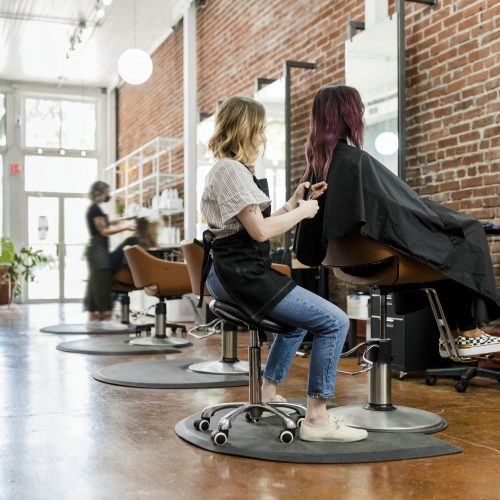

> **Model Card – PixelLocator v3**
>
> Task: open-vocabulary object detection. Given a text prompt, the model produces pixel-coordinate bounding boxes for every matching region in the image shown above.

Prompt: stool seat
[210,300,292,335]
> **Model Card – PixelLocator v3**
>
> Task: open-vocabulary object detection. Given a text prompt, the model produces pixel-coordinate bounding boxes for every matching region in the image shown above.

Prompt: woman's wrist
[283,201,294,212]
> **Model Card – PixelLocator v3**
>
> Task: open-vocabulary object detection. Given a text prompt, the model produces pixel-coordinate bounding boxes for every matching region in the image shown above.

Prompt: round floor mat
[175,409,462,464]
[92,358,249,388]
[56,335,182,355]
[40,323,133,334]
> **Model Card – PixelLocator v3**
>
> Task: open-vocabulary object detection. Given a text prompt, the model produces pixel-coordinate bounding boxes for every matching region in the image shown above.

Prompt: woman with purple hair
[296,84,500,356]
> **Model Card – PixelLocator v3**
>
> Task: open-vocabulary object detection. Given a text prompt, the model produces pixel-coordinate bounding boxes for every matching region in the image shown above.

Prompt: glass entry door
[27,194,88,301]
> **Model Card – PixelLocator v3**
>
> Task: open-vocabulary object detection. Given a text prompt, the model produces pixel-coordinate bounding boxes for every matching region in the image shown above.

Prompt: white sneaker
[99,320,128,331]
[300,415,368,442]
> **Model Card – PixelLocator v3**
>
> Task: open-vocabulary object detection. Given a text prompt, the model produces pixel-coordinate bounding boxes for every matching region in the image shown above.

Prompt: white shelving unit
[104,136,184,219]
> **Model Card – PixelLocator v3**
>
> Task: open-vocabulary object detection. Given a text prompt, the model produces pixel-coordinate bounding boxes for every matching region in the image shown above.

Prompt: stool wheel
[211,430,229,446]
[194,418,210,432]
[425,375,437,386]
[295,417,305,428]
[455,382,467,393]
[279,429,295,444]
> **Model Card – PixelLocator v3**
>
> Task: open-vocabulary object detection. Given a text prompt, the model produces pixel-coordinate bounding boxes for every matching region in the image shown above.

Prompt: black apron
[200,176,296,322]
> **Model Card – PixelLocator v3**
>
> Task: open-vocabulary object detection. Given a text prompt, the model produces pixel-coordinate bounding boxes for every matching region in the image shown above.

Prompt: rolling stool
[322,231,449,433]
[194,300,306,445]
[124,246,192,347]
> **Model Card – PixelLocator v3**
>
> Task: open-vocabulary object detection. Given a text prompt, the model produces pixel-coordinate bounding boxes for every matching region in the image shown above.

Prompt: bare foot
[261,379,278,402]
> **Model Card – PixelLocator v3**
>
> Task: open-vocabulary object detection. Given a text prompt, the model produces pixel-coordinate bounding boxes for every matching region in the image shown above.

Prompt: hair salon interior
[0,0,499,497]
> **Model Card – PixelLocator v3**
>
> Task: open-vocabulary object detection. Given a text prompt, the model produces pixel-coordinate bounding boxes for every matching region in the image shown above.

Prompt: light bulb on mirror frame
[374,131,398,156]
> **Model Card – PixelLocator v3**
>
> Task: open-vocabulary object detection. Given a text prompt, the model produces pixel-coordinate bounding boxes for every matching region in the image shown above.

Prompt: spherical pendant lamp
[118,48,153,85]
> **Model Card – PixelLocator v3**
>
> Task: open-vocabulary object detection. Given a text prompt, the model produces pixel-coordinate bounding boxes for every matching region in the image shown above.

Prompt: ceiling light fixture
[66,21,89,59]
[117,0,153,85]
[103,0,113,6]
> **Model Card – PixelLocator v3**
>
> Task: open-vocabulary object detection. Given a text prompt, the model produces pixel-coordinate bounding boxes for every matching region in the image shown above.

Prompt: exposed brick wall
[404,0,500,293]
[117,0,500,307]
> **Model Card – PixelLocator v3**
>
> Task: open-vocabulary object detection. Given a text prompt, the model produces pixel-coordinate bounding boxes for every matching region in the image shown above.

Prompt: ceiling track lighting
[95,0,112,20]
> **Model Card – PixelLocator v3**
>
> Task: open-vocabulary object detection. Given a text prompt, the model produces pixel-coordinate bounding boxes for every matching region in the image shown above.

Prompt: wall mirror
[195,114,215,238]
[254,78,286,214]
[345,14,401,178]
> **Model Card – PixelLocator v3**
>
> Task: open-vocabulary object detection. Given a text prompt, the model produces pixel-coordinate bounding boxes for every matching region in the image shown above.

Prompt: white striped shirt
[201,158,271,239]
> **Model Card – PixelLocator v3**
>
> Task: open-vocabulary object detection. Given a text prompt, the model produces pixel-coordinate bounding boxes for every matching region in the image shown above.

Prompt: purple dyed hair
[303,84,365,182]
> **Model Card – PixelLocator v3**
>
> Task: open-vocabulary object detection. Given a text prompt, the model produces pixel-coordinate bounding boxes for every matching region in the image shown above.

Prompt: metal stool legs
[328,291,447,433]
[195,328,306,445]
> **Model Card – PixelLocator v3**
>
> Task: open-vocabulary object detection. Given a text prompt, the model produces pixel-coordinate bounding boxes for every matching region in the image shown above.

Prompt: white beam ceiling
[0,0,181,88]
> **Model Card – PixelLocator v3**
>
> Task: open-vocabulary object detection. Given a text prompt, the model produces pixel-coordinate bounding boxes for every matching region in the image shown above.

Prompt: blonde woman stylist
[201,96,367,442]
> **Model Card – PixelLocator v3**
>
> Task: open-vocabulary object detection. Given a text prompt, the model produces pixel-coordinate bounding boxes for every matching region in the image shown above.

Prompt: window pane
[0,94,5,147]
[61,101,96,151]
[64,198,90,244]
[25,98,61,148]
[25,155,97,193]
[64,244,87,299]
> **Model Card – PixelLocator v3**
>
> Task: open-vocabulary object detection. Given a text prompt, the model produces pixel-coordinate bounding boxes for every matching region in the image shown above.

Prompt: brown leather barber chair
[323,231,451,433]
[124,245,192,347]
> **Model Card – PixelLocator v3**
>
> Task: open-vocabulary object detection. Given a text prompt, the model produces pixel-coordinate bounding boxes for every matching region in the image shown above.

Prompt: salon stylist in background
[85,181,135,329]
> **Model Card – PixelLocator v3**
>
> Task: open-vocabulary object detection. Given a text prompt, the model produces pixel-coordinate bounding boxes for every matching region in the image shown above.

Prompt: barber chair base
[93,358,249,389]
[188,359,249,375]
[56,335,182,355]
[40,323,133,335]
[128,336,192,348]
[327,405,447,434]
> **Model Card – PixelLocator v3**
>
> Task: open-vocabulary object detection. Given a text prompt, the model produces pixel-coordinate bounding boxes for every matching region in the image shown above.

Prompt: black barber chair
[323,231,450,433]
[194,300,307,445]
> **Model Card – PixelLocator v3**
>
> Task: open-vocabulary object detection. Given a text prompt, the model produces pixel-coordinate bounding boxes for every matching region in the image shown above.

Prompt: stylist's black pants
[85,252,112,313]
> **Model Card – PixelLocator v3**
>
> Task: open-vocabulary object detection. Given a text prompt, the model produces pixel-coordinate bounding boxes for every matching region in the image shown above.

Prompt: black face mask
[104,195,111,203]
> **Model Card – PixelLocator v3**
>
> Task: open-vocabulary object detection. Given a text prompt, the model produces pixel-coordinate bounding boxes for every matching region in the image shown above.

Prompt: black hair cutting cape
[294,140,500,324]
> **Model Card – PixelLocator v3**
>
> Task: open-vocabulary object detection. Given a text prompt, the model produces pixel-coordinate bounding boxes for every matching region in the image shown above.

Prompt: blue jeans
[206,266,349,399]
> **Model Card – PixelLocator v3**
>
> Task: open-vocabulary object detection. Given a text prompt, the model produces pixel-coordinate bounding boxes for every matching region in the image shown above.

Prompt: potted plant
[0,236,51,304]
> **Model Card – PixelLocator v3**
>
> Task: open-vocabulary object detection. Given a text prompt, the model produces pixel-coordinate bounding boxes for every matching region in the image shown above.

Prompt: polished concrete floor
[1,303,499,500]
